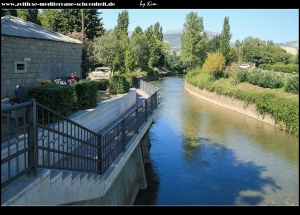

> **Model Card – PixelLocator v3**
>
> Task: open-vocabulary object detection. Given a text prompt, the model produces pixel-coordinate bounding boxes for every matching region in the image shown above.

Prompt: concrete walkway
[100,88,149,132]
[1,88,151,206]
[53,88,149,171]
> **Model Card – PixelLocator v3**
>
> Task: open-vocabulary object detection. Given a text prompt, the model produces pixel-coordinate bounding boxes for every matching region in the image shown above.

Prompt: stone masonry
[1,35,82,98]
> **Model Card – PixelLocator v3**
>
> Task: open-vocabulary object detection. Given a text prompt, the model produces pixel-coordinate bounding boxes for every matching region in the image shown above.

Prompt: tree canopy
[181,12,204,69]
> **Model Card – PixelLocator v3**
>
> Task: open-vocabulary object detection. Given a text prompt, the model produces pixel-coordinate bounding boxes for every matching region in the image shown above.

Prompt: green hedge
[92,79,109,90]
[108,74,130,94]
[259,63,299,73]
[73,81,98,110]
[28,84,74,117]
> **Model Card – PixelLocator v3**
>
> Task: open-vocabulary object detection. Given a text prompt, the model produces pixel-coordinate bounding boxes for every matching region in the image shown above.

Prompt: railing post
[122,118,126,151]
[98,134,102,174]
[145,99,148,121]
[151,95,153,113]
[28,99,37,177]
[135,106,139,133]
[153,92,157,109]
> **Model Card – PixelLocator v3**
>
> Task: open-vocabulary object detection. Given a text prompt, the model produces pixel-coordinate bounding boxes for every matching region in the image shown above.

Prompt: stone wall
[1,35,82,98]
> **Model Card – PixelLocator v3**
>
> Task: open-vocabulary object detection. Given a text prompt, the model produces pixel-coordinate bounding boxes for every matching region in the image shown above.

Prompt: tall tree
[41,9,104,40]
[145,25,164,67]
[84,10,105,39]
[17,9,41,25]
[38,9,60,31]
[181,12,204,70]
[56,9,83,36]
[116,10,129,35]
[130,29,149,68]
[131,26,143,38]
[124,46,138,73]
[93,30,119,70]
[1,9,17,17]
[220,16,232,65]
[93,28,131,73]
[153,22,163,41]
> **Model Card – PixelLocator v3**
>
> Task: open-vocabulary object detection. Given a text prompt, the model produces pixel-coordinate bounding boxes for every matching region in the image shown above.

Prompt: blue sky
[98,9,299,44]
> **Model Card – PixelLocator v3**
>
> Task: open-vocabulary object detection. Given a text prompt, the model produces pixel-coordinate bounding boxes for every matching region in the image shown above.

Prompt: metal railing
[1,78,160,189]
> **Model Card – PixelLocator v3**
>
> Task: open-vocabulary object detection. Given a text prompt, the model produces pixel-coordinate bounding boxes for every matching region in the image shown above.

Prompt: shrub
[108,74,130,94]
[236,69,248,82]
[73,81,98,110]
[284,74,299,94]
[28,84,74,116]
[93,79,109,90]
[203,52,226,78]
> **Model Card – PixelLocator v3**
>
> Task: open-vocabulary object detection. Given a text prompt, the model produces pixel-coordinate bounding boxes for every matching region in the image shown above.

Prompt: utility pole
[81,9,84,37]
[239,45,243,64]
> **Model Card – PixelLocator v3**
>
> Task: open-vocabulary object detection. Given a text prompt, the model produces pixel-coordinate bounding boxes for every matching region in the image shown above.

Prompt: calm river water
[133,76,299,206]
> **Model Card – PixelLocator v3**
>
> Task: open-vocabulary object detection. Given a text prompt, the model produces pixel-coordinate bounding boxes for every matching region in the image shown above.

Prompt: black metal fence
[1,78,160,189]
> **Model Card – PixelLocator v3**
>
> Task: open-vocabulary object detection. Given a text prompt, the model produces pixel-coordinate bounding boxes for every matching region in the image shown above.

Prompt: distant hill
[279,46,298,55]
[162,29,299,56]
[164,29,233,55]
[274,41,299,50]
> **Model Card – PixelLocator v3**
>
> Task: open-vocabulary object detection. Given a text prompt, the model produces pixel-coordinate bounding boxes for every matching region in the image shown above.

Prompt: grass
[235,82,298,99]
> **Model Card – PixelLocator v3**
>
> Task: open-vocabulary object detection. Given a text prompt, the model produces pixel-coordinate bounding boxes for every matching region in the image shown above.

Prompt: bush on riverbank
[185,67,299,136]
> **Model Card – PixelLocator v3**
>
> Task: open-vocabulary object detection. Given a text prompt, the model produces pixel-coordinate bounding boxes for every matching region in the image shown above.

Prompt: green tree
[220,17,232,65]
[124,46,138,73]
[55,9,82,35]
[130,30,149,68]
[205,35,220,53]
[240,36,293,66]
[1,9,17,17]
[43,9,104,40]
[201,35,220,66]
[131,26,143,37]
[84,10,105,40]
[17,9,41,25]
[116,10,129,35]
[181,12,204,70]
[145,26,159,67]
[166,51,184,72]
[154,22,163,41]
[93,30,117,69]
[93,28,130,73]
[38,9,60,31]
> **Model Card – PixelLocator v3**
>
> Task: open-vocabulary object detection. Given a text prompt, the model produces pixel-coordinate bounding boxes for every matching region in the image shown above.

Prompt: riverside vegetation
[185,65,299,137]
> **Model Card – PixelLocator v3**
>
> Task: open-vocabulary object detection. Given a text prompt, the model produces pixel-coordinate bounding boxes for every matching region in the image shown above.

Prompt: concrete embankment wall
[184,81,278,127]
[69,88,136,133]
[64,114,155,206]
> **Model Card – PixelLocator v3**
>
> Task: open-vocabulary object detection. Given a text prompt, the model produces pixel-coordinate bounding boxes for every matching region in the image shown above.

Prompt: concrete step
[2,168,104,205]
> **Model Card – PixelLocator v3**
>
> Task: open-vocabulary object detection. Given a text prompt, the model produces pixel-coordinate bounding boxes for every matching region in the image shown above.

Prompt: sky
[98,9,299,44]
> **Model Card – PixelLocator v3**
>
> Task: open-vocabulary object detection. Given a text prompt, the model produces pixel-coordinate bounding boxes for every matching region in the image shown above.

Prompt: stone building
[1,15,83,99]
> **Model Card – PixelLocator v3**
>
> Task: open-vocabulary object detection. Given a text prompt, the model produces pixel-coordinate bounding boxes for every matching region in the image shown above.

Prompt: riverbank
[184,81,278,127]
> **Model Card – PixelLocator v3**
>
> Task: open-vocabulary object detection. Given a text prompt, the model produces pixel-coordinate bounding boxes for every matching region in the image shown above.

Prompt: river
[133,76,299,206]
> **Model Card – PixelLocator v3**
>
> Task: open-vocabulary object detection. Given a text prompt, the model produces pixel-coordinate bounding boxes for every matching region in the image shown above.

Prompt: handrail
[1,78,160,189]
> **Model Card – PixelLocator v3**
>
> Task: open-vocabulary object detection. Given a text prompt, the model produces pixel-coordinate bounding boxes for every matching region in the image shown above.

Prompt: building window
[14,61,27,73]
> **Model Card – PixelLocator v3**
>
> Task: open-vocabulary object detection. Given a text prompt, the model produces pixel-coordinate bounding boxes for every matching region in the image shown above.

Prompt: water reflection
[133,76,298,206]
